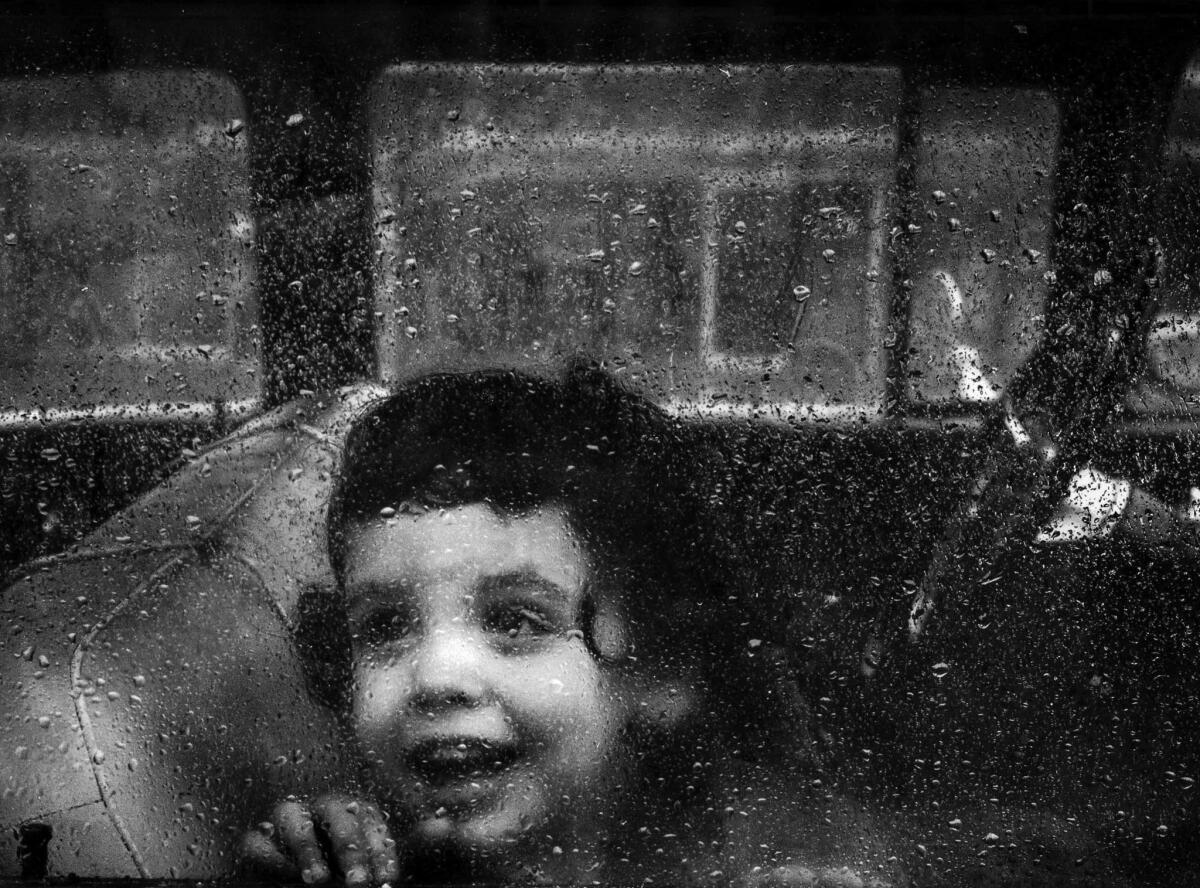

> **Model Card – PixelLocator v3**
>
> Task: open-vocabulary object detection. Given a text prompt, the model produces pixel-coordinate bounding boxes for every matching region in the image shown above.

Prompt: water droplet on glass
[628,261,644,276]
[733,220,747,234]
[931,662,951,680]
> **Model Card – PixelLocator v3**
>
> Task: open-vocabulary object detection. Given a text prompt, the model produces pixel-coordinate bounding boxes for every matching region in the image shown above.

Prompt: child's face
[340,503,626,857]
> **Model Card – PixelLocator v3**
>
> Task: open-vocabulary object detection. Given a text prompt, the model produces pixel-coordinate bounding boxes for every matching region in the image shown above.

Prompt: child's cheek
[352,660,411,741]
[503,646,618,741]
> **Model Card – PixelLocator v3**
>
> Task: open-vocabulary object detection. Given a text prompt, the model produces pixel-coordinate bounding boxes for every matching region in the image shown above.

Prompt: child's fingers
[274,800,332,885]
[360,808,400,885]
[237,827,297,878]
[814,867,867,888]
[313,797,372,887]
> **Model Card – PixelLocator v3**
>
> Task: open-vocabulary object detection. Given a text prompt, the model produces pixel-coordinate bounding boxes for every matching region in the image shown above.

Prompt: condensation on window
[0,71,259,427]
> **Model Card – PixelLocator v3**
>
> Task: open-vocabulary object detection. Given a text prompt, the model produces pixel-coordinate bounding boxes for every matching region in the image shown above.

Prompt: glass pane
[0,12,1198,888]
[371,64,899,422]
[906,87,1059,408]
[1140,51,1200,414]
[0,71,259,424]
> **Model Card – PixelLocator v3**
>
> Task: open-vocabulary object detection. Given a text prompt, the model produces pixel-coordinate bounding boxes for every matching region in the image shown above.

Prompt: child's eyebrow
[474,569,573,604]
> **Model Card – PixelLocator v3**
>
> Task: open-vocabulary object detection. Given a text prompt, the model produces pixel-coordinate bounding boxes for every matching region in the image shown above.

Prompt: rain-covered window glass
[1145,51,1200,416]
[5,7,1200,888]
[0,72,258,424]
[371,65,899,421]
[906,88,1058,408]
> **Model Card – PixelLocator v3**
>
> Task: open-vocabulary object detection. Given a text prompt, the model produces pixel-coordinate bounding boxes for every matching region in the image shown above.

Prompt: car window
[0,70,259,423]
[2,7,1200,888]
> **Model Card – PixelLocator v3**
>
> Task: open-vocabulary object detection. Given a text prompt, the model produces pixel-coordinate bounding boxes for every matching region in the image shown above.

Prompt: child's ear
[591,604,629,661]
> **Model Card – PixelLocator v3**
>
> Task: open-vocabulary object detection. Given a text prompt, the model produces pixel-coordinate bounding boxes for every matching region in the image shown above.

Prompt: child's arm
[237,795,400,886]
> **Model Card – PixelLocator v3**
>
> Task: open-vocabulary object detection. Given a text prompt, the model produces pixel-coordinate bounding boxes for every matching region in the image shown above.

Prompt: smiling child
[238,366,904,887]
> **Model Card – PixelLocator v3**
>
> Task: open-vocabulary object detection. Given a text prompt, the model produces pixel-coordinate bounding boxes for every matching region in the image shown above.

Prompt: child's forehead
[342,502,593,594]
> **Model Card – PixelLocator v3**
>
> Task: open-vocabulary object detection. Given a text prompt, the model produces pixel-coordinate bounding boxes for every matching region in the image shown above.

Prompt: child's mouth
[405,737,522,786]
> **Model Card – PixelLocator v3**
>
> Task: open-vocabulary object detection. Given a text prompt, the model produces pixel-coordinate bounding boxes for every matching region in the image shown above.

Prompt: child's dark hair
[295,364,725,716]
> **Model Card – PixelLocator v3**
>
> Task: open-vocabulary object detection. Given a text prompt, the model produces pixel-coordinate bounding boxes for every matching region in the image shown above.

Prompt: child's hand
[237,795,400,886]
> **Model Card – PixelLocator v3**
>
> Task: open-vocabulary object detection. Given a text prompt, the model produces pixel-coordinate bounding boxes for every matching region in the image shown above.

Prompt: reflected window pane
[906,87,1059,408]
[0,71,259,424]
[1141,52,1200,413]
[371,64,899,423]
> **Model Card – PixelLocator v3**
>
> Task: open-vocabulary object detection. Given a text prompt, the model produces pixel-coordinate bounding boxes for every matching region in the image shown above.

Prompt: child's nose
[408,627,488,713]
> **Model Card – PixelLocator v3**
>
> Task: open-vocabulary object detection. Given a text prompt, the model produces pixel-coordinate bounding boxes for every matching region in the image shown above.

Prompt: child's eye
[483,603,557,639]
[353,608,415,647]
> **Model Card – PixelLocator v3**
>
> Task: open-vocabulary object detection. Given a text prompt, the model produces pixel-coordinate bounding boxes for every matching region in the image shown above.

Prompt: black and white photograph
[4,2,1200,885]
